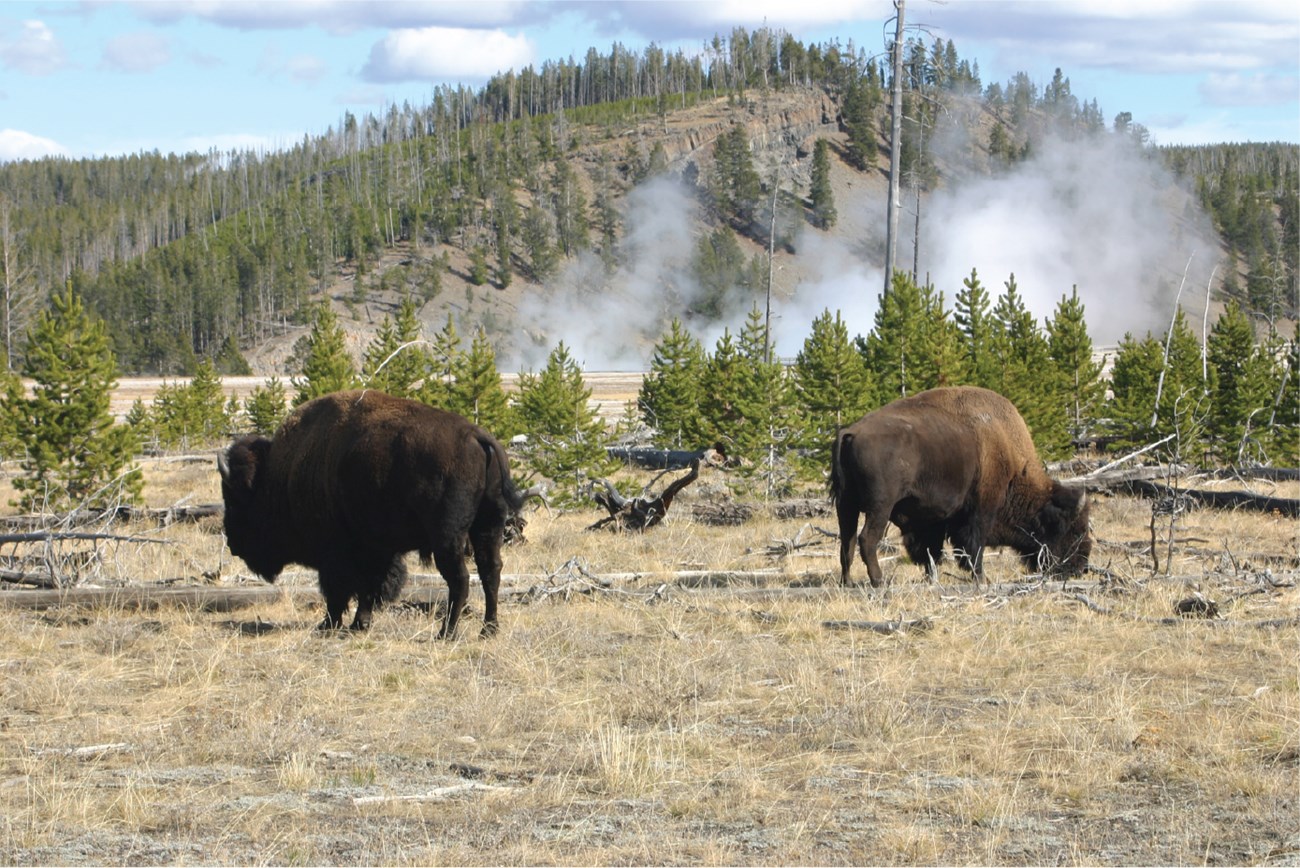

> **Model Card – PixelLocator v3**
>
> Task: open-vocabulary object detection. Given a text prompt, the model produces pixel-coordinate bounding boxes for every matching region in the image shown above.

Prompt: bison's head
[217,435,284,581]
[1034,482,1092,575]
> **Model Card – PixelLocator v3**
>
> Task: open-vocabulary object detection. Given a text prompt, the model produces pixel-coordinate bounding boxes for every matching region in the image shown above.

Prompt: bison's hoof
[349,619,372,632]
[316,617,343,632]
[479,621,499,638]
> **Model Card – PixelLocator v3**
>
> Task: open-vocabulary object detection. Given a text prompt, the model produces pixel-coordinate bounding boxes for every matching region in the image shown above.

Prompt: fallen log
[0,503,223,531]
[607,446,712,470]
[1107,478,1299,517]
[588,460,700,531]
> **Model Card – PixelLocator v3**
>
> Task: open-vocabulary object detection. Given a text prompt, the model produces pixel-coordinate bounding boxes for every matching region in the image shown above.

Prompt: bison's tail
[829,431,852,505]
[479,434,526,514]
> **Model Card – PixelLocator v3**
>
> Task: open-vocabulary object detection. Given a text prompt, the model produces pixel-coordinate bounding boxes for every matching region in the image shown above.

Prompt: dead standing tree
[587,460,700,532]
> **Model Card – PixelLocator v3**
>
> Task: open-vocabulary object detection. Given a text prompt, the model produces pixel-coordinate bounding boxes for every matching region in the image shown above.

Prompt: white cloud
[930,1,1299,77]
[255,45,328,84]
[0,19,67,75]
[134,1,541,35]
[1200,71,1300,108]
[100,31,171,73]
[361,27,533,82]
[0,128,69,161]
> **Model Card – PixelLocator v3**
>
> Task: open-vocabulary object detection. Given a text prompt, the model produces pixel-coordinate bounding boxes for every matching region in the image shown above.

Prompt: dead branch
[750,523,831,559]
[0,530,171,546]
[352,781,513,806]
[822,617,934,635]
[1065,592,1300,629]
[587,459,700,531]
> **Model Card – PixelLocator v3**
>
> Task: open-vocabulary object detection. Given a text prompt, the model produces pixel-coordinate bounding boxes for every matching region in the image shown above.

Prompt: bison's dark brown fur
[218,390,525,638]
[830,386,1090,586]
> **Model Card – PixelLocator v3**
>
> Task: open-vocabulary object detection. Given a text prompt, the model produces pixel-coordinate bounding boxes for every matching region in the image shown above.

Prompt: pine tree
[515,341,613,492]
[0,368,24,459]
[151,358,228,449]
[862,274,965,405]
[699,329,741,449]
[362,298,429,400]
[469,245,490,286]
[638,318,707,448]
[989,274,1070,457]
[522,203,557,280]
[792,309,871,465]
[1046,286,1104,442]
[243,377,288,435]
[809,138,837,229]
[691,227,748,319]
[453,326,516,438]
[841,72,878,170]
[731,305,792,467]
[953,268,998,387]
[1108,331,1165,446]
[1273,324,1299,464]
[6,286,142,511]
[552,157,590,257]
[712,123,762,227]
[420,313,463,409]
[292,303,358,406]
[1109,310,1208,452]
[1206,301,1273,463]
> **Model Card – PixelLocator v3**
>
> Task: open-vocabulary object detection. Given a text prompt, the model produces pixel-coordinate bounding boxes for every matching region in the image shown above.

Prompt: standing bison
[830,386,1090,586]
[217,390,526,638]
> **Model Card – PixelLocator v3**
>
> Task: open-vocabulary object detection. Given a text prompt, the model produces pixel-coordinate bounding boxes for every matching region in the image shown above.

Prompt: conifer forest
[0,26,1297,504]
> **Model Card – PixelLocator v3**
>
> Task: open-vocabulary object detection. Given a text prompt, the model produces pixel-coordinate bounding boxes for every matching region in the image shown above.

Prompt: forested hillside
[0,26,1296,377]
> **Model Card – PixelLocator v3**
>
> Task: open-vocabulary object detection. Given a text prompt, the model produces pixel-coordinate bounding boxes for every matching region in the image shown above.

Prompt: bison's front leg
[317,576,351,631]
[350,556,408,631]
[901,524,945,582]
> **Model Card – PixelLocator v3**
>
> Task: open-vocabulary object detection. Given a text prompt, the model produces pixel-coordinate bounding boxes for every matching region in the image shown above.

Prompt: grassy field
[0,456,1296,865]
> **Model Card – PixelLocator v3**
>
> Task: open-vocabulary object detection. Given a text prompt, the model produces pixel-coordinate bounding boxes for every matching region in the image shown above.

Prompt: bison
[217,390,526,638]
[830,386,1090,586]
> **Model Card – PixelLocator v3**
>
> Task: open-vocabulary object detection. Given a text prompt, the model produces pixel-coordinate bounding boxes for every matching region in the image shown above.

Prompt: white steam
[917,132,1219,345]
[508,129,1218,372]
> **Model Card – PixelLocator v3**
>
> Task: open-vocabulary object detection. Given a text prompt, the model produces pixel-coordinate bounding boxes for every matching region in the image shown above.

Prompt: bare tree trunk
[884,0,906,293]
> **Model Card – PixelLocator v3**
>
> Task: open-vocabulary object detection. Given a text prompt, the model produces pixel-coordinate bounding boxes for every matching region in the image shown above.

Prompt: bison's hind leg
[469,528,505,637]
[835,498,862,585]
[431,542,472,640]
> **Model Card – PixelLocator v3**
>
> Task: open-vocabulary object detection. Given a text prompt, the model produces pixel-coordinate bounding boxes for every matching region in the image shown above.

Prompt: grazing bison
[830,386,1090,586]
[217,390,526,638]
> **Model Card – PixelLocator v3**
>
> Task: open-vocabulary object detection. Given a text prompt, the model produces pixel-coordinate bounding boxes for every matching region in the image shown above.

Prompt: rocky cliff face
[655,89,841,189]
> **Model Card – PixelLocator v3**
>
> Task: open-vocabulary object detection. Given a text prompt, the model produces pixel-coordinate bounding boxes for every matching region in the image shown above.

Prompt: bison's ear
[219,437,271,496]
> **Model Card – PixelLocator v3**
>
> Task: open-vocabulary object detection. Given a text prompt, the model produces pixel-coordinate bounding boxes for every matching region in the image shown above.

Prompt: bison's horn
[216,448,231,482]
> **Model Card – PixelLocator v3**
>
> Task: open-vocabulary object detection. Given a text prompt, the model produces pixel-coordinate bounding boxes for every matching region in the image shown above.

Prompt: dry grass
[0,457,1297,865]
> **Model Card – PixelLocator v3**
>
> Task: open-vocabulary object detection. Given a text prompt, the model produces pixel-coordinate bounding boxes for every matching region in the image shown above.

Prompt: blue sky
[1,0,1297,162]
